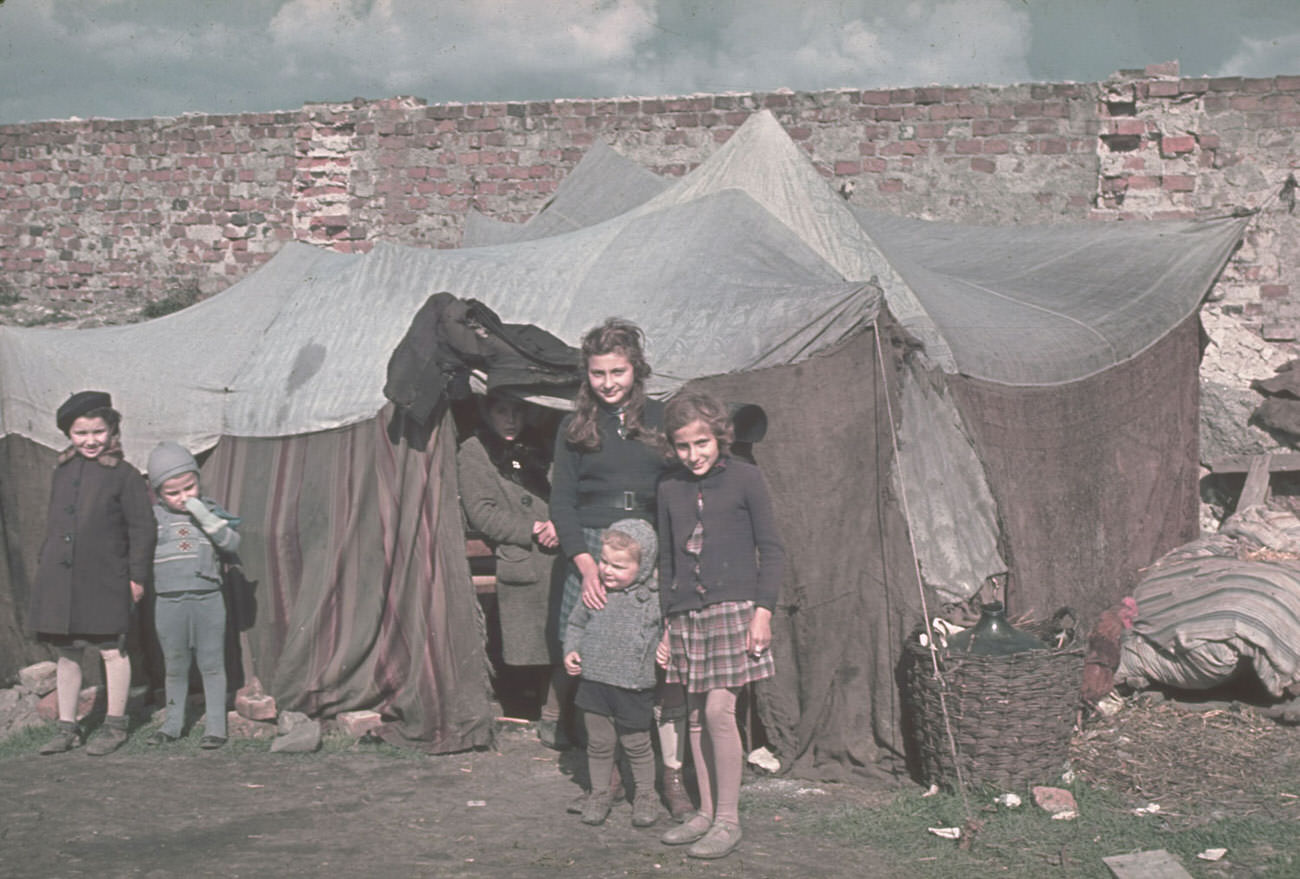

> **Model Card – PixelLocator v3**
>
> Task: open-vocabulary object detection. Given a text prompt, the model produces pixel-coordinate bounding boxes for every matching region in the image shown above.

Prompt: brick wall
[1,62,1296,341]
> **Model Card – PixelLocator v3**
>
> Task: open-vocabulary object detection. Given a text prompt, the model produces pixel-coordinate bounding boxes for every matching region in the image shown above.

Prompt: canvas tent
[1,111,1245,777]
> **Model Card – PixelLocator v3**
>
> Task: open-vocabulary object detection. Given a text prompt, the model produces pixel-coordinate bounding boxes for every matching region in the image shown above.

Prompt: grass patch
[0,286,19,306]
[0,723,58,759]
[140,287,201,319]
[795,783,1298,878]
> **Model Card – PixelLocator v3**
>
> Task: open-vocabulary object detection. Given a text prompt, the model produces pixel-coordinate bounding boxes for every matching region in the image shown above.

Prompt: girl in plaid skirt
[655,390,786,859]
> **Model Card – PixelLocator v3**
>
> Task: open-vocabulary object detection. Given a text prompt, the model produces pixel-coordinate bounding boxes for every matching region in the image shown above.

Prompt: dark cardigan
[657,456,785,617]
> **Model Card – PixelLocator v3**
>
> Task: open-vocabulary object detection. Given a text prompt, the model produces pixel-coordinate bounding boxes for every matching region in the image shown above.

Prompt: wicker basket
[905,628,1084,792]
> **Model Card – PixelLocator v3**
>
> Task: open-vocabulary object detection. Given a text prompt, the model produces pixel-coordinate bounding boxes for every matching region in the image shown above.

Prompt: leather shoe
[687,820,742,859]
[660,812,710,845]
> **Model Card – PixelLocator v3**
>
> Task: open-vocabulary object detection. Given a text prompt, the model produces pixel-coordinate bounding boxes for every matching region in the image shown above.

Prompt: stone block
[226,710,277,740]
[1031,785,1078,819]
[1,691,44,737]
[18,661,58,696]
[270,717,322,753]
[235,691,278,721]
[336,710,383,738]
[36,685,100,721]
[277,710,312,735]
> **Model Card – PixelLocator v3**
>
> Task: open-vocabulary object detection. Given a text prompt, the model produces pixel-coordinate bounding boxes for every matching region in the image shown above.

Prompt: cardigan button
[520,495,532,507]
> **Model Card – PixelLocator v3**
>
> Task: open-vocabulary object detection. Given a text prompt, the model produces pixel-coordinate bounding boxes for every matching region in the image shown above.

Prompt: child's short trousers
[576,679,655,731]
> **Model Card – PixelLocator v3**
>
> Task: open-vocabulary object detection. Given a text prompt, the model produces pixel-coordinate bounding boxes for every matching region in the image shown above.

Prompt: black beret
[56,390,113,434]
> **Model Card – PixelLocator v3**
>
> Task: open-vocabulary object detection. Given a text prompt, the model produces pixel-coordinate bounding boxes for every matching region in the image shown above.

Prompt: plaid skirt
[665,600,775,693]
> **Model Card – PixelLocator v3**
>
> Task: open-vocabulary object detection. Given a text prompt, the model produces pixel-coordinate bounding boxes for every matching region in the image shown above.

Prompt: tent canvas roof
[0,110,1247,770]
[1,111,1244,462]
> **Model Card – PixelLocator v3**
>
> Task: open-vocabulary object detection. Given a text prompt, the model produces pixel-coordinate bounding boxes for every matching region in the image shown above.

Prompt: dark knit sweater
[657,456,785,616]
[550,399,668,560]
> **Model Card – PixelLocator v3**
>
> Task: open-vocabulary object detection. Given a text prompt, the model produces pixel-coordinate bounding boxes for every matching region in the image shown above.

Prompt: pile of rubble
[0,661,384,752]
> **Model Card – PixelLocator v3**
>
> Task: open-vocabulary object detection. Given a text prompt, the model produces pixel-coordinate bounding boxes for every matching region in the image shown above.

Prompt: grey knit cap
[147,441,199,490]
[604,518,658,587]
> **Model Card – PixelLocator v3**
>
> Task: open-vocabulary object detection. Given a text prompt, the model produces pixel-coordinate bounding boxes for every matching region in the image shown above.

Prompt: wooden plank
[1102,849,1194,879]
[1238,453,1273,510]
[1206,452,1300,475]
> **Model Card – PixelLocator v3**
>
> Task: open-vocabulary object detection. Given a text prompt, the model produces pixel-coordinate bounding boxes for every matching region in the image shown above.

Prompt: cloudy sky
[1,0,1297,125]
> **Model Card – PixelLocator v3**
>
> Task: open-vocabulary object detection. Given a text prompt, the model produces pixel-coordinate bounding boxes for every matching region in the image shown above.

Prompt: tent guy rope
[873,321,974,822]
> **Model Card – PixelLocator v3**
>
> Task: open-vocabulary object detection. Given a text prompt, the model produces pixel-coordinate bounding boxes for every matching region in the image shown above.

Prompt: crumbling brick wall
[0,62,1295,344]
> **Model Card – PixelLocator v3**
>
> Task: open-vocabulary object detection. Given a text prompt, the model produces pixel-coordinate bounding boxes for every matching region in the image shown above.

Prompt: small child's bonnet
[606,517,659,592]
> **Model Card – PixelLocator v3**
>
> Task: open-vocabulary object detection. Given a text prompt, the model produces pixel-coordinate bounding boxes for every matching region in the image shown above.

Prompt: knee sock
[553,669,579,732]
[100,648,131,718]
[584,713,618,796]
[539,666,562,724]
[621,729,655,801]
[55,652,84,723]
[654,705,685,771]
[704,688,742,826]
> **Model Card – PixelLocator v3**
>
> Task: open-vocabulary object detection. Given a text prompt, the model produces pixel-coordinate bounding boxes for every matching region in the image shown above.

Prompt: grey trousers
[154,590,227,737]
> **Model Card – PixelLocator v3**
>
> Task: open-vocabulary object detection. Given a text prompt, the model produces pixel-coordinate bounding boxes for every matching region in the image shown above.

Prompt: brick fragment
[336,710,383,737]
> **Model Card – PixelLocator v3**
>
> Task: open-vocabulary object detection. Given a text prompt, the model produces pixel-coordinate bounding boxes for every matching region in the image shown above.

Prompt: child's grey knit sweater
[153,499,240,594]
[563,518,662,690]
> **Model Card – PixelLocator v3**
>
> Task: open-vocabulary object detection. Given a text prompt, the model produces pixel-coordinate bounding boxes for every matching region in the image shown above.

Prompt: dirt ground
[2,692,1297,879]
[0,719,901,879]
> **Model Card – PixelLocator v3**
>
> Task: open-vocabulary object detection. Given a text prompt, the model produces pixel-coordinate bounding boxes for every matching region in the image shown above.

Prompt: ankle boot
[581,790,613,825]
[661,767,694,821]
[85,715,129,756]
[39,720,82,755]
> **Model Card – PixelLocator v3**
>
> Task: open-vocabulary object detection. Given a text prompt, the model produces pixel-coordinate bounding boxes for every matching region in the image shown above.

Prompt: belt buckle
[622,491,635,511]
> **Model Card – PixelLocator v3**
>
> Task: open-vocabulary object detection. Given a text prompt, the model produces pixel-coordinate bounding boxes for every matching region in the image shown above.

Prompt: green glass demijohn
[947,601,1046,656]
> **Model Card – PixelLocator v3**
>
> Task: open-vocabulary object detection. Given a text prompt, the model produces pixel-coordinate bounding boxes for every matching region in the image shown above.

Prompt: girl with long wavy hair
[550,318,691,823]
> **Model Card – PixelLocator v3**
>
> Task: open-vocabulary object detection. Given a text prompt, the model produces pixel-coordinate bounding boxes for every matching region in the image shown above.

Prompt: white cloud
[265,0,660,96]
[0,0,1293,124]
[626,0,1033,96]
[1215,31,1300,78]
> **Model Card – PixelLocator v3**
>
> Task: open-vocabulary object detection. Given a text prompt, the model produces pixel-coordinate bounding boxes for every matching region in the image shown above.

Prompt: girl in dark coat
[29,391,156,755]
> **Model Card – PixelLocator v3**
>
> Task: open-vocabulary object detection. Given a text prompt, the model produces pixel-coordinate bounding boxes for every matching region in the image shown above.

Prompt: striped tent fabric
[1127,555,1300,697]
[202,405,495,752]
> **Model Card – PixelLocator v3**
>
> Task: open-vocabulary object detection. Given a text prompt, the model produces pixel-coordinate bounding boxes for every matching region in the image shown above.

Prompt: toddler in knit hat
[146,441,241,749]
[563,518,663,828]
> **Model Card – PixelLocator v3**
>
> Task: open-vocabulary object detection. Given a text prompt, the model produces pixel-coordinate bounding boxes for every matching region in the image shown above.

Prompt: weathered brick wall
[1,63,1296,340]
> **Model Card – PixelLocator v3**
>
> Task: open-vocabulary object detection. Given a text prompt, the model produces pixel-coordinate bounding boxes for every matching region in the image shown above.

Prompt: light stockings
[654,705,686,771]
[54,653,83,722]
[101,648,131,716]
[55,646,131,722]
[687,687,742,826]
